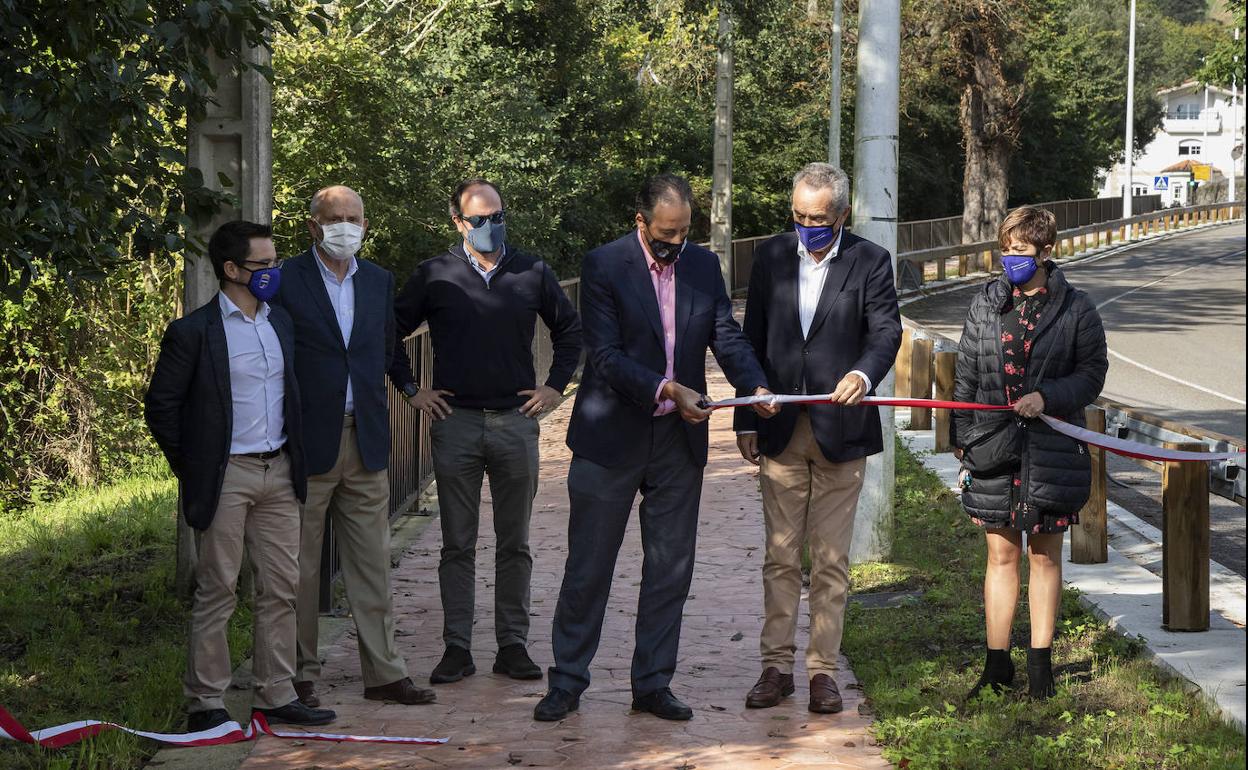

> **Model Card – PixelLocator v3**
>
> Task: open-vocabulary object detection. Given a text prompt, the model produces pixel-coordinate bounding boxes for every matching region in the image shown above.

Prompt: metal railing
[895,200,1244,291]
[724,194,1164,294]
[319,277,582,611]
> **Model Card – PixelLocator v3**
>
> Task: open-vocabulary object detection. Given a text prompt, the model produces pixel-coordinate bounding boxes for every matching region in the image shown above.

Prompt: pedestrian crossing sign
[1153,176,1169,191]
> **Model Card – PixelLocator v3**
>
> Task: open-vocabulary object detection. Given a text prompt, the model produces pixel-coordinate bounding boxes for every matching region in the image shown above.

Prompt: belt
[235,447,284,460]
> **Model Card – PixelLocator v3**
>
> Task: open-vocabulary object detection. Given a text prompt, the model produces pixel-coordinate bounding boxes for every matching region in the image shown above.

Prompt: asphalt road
[902,223,1247,576]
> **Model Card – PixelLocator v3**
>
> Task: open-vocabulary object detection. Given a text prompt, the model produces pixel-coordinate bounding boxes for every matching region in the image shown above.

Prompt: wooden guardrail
[895,320,1239,631]
[896,201,1244,290]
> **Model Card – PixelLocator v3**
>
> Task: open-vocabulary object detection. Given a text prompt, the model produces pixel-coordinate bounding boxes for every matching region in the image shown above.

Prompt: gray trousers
[431,407,540,649]
[549,414,704,698]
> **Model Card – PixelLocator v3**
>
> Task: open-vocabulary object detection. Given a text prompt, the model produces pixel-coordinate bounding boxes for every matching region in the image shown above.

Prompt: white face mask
[317,221,364,261]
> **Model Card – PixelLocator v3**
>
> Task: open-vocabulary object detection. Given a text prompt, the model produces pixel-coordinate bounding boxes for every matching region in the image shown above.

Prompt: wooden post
[909,337,934,430]
[1161,441,1210,631]
[982,248,993,273]
[1070,407,1107,564]
[933,351,956,452]
[958,253,968,276]
[894,327,912,402]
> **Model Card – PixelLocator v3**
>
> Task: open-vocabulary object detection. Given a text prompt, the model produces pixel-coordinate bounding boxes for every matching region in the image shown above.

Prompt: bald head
[307,185,368,254]
[310,185,364,220]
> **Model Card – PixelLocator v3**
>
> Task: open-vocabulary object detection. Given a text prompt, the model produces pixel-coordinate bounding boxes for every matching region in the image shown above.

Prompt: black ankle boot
[968,647,1015,700]
[1027,647,1056,699]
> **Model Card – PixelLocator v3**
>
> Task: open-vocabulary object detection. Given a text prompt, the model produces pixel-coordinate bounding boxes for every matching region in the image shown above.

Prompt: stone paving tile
[238,360,888,769]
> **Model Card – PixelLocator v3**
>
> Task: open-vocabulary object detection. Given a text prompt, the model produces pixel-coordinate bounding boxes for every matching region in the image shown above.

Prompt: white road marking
[1106,348,1246,406]
[1095,248,1244,310]
[1096,247,1245,405]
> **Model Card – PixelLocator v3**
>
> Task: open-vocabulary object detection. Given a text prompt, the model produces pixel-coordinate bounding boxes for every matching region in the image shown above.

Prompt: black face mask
[642,222,686,263]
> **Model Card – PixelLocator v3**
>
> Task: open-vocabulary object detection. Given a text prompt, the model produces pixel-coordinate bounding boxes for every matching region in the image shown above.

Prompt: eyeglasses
[241,258,281,270]
[459,210,505,228]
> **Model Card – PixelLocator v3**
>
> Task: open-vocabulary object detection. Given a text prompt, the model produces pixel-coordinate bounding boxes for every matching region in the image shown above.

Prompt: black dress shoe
[364,677,437,705]
[430,645,476,684]
[186,709,231,732]
[631,688,693,721]
[494,644,543,680]
[533,687,580,721]
[256,700,337,726]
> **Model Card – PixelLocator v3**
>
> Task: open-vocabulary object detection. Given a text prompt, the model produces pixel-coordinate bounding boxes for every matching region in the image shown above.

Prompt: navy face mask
[1001,255,1040,285]
[465,220,505,254]
[245,266,282,302]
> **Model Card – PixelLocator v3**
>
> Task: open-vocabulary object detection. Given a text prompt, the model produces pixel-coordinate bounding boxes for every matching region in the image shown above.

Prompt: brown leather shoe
[294,681,320,708]
[364,677,437,705]
[745,667,795,708]
[808,674,843,713]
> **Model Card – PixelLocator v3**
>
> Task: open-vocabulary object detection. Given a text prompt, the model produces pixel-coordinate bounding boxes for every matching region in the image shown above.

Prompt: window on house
[1175,103,1202,119]
[1178,140,1203,157]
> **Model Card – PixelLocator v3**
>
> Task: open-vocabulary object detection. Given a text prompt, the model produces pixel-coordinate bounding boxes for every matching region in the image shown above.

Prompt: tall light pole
[828,0,844,167]
[1123,0,1137,217]
[850,0,900,563]
[710,1,734,291]
[1230,27,1240,204]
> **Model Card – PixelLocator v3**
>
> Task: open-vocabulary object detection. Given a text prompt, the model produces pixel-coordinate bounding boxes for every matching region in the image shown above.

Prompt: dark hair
[208,220,273,280]
[636,173,694,222]
[449,177,505,218]
[998,206,1057,252]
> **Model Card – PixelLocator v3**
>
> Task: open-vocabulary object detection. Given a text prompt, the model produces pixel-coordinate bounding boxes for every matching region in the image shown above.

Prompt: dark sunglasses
[460,210,505,228]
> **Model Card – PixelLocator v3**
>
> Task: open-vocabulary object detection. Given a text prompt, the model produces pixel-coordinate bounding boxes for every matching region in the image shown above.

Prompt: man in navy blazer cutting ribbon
[534,174,777,722]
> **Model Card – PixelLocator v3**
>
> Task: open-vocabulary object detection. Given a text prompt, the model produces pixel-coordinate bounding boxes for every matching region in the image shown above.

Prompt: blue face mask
[465,220,505,255]
[1001,255,1040,285]
[794,221,840,253]
[246,266,282,302]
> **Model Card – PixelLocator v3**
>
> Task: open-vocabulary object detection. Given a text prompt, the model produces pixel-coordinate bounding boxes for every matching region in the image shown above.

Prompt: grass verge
[841,438,1245,770]
[0,458,252,770]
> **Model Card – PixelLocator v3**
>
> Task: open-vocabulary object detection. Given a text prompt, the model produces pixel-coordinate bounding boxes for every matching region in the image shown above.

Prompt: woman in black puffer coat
[952,206,1107,700]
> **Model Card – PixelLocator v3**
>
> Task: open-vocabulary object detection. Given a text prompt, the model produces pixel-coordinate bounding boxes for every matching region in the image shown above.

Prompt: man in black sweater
[392,178,582,685]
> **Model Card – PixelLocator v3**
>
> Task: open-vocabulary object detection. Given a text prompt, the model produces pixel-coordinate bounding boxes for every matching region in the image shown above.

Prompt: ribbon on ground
[707,394,1245,463]
[0,705,447,750]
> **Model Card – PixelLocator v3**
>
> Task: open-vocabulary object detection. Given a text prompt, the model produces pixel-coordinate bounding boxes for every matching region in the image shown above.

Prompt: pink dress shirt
[639,229,678,416]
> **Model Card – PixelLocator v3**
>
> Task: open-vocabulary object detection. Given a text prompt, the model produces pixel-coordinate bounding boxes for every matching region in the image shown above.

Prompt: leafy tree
[0,0,323,292]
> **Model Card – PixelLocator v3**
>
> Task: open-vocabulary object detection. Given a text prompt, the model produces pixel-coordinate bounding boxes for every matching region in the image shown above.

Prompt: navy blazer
[274,249,408,475]
[566,232,767,468]
[144,296,306,531]
[733,230,902,462]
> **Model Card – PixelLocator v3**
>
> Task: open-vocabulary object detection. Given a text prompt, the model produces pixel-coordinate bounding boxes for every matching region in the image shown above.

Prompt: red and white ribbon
[708,394,1245,463]
[0,705,446,750]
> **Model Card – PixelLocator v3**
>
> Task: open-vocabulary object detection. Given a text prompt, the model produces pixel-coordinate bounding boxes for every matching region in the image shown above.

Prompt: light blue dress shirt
[313,245,360,414]
[218,292,286,454]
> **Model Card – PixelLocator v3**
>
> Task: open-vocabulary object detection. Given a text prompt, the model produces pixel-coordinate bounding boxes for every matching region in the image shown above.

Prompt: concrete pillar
[849,0,900,563]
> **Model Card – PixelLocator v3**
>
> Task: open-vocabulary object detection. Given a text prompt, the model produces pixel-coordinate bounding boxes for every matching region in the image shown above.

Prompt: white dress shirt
[314,246,359,414]
[219,292,286,454]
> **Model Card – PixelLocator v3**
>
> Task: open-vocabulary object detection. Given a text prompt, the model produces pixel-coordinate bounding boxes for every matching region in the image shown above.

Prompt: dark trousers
[431,407,540,650]
[548,414,703,698]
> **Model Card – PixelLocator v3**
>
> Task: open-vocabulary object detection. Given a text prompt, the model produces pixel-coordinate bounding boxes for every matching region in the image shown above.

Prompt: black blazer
[733,230,902,462]
[144,297,306,531]
[566,232,767,468]
[274,249,408,475]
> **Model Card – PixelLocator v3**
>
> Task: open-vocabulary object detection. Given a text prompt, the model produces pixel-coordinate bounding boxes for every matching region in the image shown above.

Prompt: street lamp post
[1123,0,1137,218]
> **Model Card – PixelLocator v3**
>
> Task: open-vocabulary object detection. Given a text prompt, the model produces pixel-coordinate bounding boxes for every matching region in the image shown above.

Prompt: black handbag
[959,412,1025,477]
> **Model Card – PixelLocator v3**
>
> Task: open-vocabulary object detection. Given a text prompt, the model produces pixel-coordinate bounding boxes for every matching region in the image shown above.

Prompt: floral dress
[997,284,1075,534]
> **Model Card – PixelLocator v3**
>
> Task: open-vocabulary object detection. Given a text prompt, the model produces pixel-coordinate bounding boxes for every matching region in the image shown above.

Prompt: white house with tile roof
[1099,80,1245,206]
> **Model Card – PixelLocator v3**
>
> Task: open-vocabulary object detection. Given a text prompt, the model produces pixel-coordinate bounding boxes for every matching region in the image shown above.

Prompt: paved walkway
[238,364,888,769]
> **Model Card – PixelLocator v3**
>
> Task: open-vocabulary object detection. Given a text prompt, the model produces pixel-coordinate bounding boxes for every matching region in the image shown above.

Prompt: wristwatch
[401,382,419,399]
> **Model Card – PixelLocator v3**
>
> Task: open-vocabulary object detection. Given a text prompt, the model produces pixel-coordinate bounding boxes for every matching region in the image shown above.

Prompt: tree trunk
[954,4,1023,244]
[960,85,1012,243]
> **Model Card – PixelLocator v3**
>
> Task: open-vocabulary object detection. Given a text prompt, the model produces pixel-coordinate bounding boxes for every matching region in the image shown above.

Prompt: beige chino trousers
[295,415,407,688]
[185,452,300,713]
[758,412,866,679]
